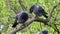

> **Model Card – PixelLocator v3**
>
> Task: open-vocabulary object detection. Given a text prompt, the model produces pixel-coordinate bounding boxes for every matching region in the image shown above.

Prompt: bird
[12,11,28,28]
[42,30,48,34]
[37,30,48,34]
[29,5,48,18]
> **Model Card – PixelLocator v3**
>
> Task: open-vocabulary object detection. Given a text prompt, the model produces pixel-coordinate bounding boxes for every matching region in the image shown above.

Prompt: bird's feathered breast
[16,12,28,23]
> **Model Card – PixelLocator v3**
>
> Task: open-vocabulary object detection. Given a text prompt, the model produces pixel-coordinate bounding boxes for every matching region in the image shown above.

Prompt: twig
[6,0,18,14]
[9,17,35,34]
[53,10,60,34]
[54,24,59,34]
[9,1,60,34]
[48,2,60,20]
[19,0,27,11]
[10,6,18,14]
[48,6,60,34]
[9,17,47,34]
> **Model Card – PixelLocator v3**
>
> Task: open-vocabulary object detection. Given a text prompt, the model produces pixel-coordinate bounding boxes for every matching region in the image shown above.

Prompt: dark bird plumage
[38,30,48,34]
[42,30,48,34]
[30,5,48,18]
[12,12,28,28]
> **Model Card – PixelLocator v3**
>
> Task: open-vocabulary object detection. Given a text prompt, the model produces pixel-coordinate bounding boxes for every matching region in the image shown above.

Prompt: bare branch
[9,17,35,34]
[47,6,60,34]
[19,0,27,11]
[48,2,60,20]
[5,0,18,14]
[53,10,60,34]
[9,17,47,34]
[10,6,18,14]
[9,1,60,34]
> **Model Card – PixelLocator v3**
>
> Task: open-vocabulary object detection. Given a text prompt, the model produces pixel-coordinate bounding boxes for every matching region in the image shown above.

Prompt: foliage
[0,0,60,34]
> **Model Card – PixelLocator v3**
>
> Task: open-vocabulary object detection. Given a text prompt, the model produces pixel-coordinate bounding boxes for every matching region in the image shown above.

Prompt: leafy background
[0,0,60,34]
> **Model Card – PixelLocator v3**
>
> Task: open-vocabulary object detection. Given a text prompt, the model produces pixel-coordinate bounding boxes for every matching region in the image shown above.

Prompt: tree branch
[19,0,27,11]
[47,3,60,34]
[10,6,18,14]
[9,17,36,34]
[48,2,60,20]
[53,10,60,34]
[9,17,47,34]
[9,2,60,34]
[6,0,18,14]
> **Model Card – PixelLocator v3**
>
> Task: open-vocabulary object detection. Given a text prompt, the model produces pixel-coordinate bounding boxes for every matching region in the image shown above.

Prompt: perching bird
[29,5,48,18]
[12,12,28,28]
[37,30,48,34]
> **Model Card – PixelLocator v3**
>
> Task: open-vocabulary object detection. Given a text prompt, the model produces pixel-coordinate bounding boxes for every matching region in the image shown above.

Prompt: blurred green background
[0,0,60,34]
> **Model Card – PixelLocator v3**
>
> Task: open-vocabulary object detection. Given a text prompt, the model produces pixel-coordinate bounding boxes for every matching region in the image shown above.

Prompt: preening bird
[12,12,28,28]
[29,5,48,18]
[37,30,48,34]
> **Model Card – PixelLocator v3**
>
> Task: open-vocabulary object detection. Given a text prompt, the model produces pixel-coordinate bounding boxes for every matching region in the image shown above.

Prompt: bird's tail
[43,15,48,18]
[12,21,18,28]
